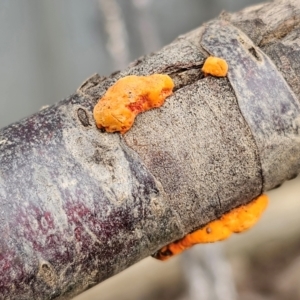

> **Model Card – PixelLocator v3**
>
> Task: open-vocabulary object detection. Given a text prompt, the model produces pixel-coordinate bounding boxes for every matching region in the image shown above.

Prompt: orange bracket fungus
[93,74,174,134]
[202,56,228,77]
[155,194,268,261]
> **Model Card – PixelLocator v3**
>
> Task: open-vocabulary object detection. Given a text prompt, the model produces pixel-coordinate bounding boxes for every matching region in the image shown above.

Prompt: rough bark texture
[0,0,300,299]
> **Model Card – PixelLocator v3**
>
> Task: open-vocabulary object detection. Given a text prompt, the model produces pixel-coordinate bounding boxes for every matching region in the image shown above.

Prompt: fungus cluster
[155,194,268,261]
[93,74,174,134]
[202,56,228,77]
[93,56,227,134]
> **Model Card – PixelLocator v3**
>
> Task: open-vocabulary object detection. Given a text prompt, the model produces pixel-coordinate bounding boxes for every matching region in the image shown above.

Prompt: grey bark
[0,0,300,299]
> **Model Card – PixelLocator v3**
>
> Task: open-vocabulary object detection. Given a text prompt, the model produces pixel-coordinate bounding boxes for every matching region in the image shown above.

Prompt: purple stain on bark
[0,94,172,299]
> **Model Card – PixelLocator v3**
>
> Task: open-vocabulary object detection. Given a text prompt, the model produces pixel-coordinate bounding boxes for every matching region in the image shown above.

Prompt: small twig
[98,0,129,69]
[131,0,162,53]
[181,244,237,300]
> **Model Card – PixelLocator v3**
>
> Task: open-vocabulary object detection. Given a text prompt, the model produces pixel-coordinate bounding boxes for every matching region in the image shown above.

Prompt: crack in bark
[168,65,205,92]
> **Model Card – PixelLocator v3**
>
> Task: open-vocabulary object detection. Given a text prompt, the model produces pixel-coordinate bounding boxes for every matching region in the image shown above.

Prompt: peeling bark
[0,0,300,299]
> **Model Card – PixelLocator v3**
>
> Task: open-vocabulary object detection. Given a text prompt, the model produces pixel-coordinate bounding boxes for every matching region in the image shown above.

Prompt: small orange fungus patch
[93,74,174,134]
[156,194,268,261]
[202,56,228,77]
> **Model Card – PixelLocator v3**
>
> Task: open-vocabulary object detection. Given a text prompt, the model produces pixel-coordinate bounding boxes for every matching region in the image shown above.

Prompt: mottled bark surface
[0,0,300,299]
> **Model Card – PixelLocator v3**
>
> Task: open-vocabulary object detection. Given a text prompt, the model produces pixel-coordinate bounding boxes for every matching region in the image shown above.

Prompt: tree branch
[0,0,299,299]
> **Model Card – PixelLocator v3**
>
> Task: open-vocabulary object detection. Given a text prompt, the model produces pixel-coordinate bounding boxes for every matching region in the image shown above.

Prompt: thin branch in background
[131,0,162,53]
[98,0,129,69]
[181,244,238,300]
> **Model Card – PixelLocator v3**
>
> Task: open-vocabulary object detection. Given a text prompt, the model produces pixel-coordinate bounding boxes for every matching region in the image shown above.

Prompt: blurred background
[0,0,264,129]
[1,1,300,299]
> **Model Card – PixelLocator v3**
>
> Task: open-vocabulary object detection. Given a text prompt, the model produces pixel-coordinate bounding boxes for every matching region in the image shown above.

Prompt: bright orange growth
[93,74,174,134]
[155,194,268,261]
[202,56,228,77]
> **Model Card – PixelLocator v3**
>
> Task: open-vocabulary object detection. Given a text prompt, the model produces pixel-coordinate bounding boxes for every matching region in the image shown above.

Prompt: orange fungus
[93,74,174,134]
[155,194,268,261]
[202,56,228,77]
